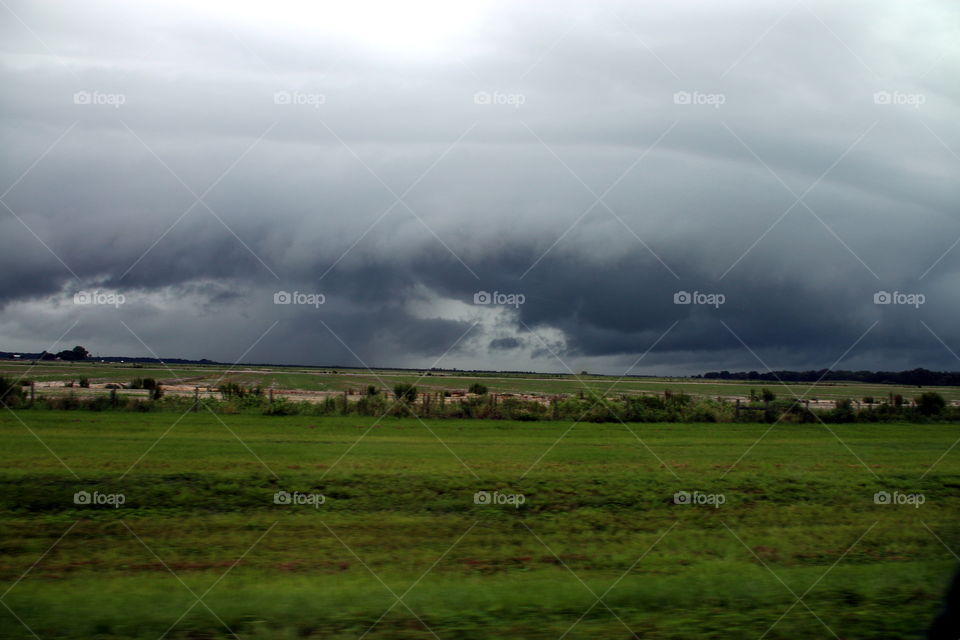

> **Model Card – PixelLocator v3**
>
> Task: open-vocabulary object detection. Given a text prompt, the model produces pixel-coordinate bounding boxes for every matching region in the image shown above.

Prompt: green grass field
[1,411,958,638]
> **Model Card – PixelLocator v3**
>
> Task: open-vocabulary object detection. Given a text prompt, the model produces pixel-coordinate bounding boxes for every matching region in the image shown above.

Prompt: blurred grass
[0,412,957,638]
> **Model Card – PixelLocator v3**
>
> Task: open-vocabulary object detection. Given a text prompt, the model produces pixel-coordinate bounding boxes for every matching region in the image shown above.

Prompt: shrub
[86,396,113,411]
[687,406,719,422]
[357,394,388,415]
[828,398,856,422]
[127,399,154,412]
[0,376,25,407]
[264,398,297,416]
[393,383,417,403]
[468,383,488,395]
[916,391,946,416]
[220,382,263,399]
[78,377,90,388]
[129,377,159,390]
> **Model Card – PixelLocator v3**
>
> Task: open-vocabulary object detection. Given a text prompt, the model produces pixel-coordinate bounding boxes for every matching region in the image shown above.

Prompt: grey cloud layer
[0,0,957,373]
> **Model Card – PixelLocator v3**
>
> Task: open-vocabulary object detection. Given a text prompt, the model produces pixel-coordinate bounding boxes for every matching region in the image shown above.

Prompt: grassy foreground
[0,412,958,639]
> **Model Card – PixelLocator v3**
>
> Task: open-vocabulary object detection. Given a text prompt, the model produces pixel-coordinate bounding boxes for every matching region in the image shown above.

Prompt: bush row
[1,376,957,423]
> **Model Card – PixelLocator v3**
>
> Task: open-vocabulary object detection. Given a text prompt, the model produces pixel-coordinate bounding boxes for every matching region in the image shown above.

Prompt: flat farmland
[3,361,959,404]
[0,411,957,639]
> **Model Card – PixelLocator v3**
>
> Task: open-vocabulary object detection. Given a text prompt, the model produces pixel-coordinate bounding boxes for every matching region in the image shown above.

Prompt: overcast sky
[0,0,958,375]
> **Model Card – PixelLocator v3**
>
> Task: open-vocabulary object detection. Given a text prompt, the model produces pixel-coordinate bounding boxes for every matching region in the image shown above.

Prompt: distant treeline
[0,350,216,365]
[4,348,960,386]
[697,367,960,386]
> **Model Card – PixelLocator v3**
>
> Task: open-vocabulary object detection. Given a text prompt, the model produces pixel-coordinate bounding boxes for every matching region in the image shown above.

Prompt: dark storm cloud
[489,337,520,351]
[0,0,958,374]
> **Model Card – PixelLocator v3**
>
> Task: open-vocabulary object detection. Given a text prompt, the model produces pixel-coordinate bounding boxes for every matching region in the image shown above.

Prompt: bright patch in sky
[198,0,491,58]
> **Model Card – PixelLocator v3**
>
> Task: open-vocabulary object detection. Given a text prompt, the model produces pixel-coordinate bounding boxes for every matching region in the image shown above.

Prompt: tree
[916,391,946,416]
[833,398,855,422]
[393,383,417,403]
[55,346,89,361]
[0,376,24,407]
[761,388,776,403]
